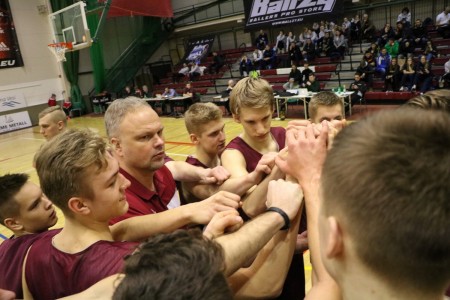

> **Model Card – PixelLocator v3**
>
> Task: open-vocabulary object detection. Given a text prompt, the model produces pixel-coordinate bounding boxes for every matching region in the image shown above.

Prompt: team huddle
[0,77,449,300]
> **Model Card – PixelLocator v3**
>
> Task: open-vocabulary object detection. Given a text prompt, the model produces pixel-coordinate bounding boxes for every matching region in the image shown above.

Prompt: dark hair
[0,173,29,225]
[404,90,450,113]
[113,229,232,300]
[322,109,450,291]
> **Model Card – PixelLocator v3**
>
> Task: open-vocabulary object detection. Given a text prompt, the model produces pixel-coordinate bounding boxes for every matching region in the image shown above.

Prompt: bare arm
[276,123,341,300]
[221,149,283,218]
[58,275,123,300]
[110,191,240,242]
[216,180,302,276]
[229,206,302,299]
[165,160,229,184]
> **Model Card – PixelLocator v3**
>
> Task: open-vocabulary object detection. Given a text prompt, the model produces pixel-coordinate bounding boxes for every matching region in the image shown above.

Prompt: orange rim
[48,42,73,50]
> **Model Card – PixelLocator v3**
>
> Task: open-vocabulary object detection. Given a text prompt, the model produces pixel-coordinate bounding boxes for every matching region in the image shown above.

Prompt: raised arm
[276,123,341,300]
[216,179,302,276]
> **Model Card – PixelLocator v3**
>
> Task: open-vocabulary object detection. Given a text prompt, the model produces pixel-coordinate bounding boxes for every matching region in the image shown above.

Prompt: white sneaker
[399,86,404,91]
[411,85,416,92]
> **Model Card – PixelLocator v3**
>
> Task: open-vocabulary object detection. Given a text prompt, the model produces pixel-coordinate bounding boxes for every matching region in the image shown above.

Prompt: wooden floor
[0,105,400,292]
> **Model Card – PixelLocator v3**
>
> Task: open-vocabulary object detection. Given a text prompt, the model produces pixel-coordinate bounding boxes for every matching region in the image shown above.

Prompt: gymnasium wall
[0,0,66,125]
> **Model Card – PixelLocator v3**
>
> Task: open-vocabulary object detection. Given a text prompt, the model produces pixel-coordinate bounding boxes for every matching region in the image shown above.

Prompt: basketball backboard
[48,1,91,51]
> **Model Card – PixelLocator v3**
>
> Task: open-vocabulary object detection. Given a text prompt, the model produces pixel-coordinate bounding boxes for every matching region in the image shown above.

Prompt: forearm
[110,206,195,241]
[242,166,285,218]
[230,207,302,298]
[165,160,207,182]
[217,211,285,276]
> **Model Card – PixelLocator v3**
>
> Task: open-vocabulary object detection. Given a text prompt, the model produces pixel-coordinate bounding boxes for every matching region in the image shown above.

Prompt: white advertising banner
[0,111,32,133]
[0,91,27,112]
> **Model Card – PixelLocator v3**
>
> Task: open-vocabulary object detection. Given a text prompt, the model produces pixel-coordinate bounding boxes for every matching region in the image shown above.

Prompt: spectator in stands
[350,14,361,41]
[283,78,300,90]
[377,23,395,48]
[302,38,316,61]
[397,7,411,28]
[307,29,318,44]
[301,60,313,85]
[275,30,287,54]
[298,27,309,47]
[412,19,428,48]
[134,87,142,98]
[38,106,67,141]
[189,63,201,81]
[366,42,380,56]
[436,6,450,38]
[363,50,376,68]
[174,63,190,83]
[361,13,375,41]
[400,56,417,91]
[142,85,151,98]
[440,57,450,87]
[342,18,351,37]
[162,87,177,98]
[255,29,269,50]
[385,37,399,58]
[423,40,438,62]
[320,31,334,57]
[332,29,346,59]
[385,57,401,92]
[183,82,198,106]
[349,73,367,107]
[239,55,253,77]
[317,25,326,43]
[47,93,57,107]
[415,55,433,93]
[209,52,224,74]
[286,31,296,52]
[375,47,391,79]
[305,73,320,92]
[261,45,275,70]
[123,86,132,97]
[289,64,303,85]
[252,48,263,70]
[288,43,302,66]
[62,98,72,116]
[398,39,414,59]
[394,21,414,47]
[163,87,178,116]
[356,59,374,88]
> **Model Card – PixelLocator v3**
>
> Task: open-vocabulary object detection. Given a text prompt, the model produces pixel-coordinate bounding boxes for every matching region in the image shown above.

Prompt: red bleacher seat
[260,69,277,76]
[315,73,331,81]
[264,76,289,83]
[315,64,337,72]
[434,39,450,47]
[365,91,418,101]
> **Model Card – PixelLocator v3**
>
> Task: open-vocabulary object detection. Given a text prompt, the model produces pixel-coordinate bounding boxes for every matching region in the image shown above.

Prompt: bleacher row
[153,26,449,103]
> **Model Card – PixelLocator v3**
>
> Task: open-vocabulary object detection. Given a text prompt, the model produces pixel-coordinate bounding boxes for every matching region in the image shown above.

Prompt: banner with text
[244,0,343,30]
[0,0,24,69]
[0,91,27,112]
[181,35,215,64]
[0,111,32,133]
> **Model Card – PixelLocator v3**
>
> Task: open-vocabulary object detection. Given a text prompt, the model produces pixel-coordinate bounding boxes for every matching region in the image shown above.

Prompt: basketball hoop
[48,42,73,62]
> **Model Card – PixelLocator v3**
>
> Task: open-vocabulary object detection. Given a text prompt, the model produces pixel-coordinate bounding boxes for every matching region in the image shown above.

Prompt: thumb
[275,155,289,173]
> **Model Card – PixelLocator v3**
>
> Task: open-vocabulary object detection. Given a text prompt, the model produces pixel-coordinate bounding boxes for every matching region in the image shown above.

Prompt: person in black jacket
[385,58,401,91]
[289,64,303,85]
[209,52,224,74]
[349,73,367,107]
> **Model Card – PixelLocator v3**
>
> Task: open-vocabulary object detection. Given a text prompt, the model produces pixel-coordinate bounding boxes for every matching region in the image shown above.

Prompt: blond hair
[229,77,274,115]
[104,97,151,138]
[308,91,343,121]
[184,103,223,135]
[35,129,109,215]
[38,106,67,125]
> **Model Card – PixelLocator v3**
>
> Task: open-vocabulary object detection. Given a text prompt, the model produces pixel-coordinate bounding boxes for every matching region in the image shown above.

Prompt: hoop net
[48,42,73,62]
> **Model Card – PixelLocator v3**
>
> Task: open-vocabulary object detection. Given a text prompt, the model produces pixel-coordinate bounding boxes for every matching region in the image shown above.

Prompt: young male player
[308,91,345,124]
[38,106,67,140]
[182,102,277,204]
[277,109,450,299]
[220,76,305,299]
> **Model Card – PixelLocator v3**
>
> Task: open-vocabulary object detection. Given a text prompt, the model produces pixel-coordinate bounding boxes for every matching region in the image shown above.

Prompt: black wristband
[266,207,290,230]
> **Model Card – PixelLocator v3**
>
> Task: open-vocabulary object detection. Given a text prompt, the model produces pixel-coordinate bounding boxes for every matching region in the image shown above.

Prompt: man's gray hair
[104,97,150,138]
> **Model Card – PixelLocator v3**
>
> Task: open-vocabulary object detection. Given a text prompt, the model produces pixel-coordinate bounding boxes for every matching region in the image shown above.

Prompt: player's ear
[68,197,91,215]
[4,217,23,232]
[325,217,344,258]
[190,133,199,144]
[110,138,123,156]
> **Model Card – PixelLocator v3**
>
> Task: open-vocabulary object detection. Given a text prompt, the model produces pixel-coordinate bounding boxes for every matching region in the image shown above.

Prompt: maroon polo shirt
[110,165,179,224]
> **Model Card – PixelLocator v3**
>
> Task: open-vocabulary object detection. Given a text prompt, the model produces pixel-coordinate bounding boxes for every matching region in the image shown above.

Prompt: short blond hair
[308,91,343,121]
[38,106,67,125]
[184,103,223,135]
[35,129,109,215]
[229,77,274,115]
